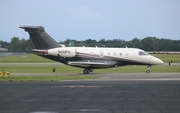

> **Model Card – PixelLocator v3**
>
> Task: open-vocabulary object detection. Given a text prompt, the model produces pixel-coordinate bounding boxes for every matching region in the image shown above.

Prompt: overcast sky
[0,0,180,42]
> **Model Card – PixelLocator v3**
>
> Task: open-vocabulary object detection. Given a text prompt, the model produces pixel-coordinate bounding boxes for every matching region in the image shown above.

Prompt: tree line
[0,36,180,52]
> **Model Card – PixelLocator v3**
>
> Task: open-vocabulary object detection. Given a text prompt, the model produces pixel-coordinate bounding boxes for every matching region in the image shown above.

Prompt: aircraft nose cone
[150,56,164,65]
[156,58,164,64]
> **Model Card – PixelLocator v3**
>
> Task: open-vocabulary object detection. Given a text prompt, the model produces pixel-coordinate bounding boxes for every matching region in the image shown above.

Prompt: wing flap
[68,61,115,68]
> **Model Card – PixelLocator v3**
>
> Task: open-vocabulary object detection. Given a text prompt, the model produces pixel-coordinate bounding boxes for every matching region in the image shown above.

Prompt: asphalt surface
[10,73,180,81]
[0,73,180,113]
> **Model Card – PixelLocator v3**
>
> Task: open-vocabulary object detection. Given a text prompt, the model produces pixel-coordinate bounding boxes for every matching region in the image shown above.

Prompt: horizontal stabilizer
[19,25,45,32]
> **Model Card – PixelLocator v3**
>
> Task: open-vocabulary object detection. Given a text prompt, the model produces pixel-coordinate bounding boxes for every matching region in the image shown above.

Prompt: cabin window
[139,51,145,55]
[145,52,149,55]
[113,53,116,56]
[108,52,111,55]
[119,53,122,56]
[139,51,149,56]
[126,53,129,56]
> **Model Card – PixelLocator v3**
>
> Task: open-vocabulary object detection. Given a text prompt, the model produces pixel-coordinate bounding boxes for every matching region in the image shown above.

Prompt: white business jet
[19,25,163,74]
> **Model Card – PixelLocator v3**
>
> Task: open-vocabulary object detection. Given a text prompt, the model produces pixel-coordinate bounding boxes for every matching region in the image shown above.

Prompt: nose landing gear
[146,70,150,74]
[146,65,152,74]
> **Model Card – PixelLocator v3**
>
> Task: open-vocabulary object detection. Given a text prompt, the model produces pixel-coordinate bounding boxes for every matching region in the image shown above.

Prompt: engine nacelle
[48,48,76,58]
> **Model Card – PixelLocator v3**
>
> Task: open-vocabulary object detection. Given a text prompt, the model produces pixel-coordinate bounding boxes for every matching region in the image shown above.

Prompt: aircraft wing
[67,61,116,68]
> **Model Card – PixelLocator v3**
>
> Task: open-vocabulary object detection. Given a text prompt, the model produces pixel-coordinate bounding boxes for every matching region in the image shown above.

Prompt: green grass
[1,53,179,82]
[0,65,179,82]
[152,54,180,63]
[97,65,180,73]
[0,66,82,73]
[0,54,54,63]
[0,76,98,82]
[0,53,180,63]
[0,65,179,73]
[0,53,179,74]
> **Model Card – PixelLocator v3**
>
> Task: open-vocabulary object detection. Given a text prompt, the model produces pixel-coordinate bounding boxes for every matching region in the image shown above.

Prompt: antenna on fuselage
[59,44,65,47]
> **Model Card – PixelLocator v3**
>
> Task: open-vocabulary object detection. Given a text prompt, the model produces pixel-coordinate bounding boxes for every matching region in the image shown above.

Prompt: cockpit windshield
[139,51,149,56]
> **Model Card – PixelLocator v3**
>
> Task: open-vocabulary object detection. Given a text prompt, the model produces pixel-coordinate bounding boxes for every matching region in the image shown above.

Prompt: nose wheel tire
[146,70,150,74]
[146,65,152,74]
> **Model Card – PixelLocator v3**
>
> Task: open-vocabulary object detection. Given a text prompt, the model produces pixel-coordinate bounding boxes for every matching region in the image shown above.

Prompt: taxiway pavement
[0,73,180,113]
[10,72,180,81]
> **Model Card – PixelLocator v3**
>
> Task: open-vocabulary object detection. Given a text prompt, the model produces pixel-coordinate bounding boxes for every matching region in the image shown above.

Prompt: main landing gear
[146,65,152,74]
[83,68,93,74]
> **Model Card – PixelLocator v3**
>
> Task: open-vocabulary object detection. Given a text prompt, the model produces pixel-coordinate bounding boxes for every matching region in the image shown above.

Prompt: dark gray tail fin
[19,25,60,49]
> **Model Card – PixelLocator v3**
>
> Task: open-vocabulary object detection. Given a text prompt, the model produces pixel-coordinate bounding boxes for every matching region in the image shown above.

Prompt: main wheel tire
[83,69,89,74]
[89,69,93,72]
